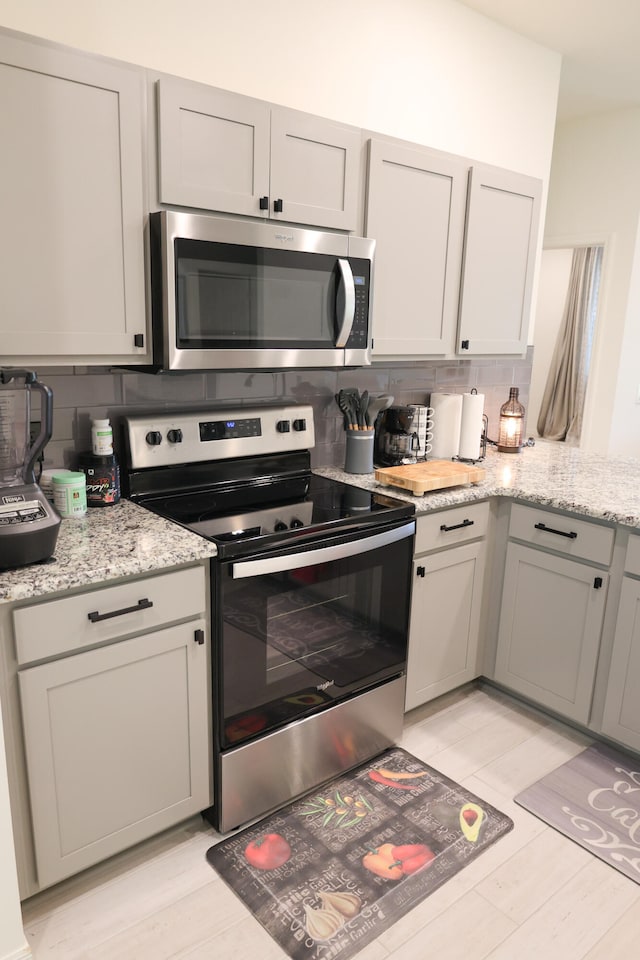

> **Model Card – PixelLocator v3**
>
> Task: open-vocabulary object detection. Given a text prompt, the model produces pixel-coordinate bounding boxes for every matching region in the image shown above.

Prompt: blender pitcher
[0,368,61,568]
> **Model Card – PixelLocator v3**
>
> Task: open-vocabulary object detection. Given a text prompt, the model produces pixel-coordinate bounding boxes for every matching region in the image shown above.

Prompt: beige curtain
[537,245,602,443]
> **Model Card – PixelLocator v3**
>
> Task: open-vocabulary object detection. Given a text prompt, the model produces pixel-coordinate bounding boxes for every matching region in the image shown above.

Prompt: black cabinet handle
[87,598,153,623]
[534,522,577,540]
[593,577,603,589]
[194,628,205,645]
[416,566,426,578]
[273,198,283,213]
[259,196,269,210]
[461,339,470,350]
[440,519,474,533]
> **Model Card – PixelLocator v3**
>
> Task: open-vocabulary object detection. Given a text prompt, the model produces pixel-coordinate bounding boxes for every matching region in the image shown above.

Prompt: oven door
[216,518,415,751]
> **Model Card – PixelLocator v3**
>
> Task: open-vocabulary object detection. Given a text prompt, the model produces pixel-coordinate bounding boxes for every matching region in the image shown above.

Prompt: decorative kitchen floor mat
[515,741,640,884]
[206,747,513,960]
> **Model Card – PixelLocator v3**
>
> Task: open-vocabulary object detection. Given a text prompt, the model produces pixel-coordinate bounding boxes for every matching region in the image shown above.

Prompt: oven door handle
[230,520,415,579]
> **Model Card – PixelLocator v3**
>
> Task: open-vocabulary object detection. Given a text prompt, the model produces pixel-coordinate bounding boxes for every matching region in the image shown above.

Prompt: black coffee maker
[374,406,418,467]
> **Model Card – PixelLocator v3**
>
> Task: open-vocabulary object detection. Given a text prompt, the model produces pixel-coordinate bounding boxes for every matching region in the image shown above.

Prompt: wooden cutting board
[375,459,486,496]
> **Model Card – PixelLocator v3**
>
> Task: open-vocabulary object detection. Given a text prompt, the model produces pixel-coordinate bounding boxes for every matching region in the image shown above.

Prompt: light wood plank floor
[21,684,640,959]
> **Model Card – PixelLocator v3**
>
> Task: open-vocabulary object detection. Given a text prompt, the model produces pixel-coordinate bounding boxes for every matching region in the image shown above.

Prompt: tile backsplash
[35,351,533,473]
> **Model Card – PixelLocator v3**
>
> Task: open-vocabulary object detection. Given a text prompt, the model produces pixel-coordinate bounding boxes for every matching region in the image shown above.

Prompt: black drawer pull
[594,577,603,589]
[194,628,205,645]
[534,522,577,540]
[440,519,474,533]
[87,598,153,623]
[416,566,426,578]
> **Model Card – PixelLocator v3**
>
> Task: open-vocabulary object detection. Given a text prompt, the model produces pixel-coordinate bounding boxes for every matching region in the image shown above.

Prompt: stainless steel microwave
[148,211,375,371]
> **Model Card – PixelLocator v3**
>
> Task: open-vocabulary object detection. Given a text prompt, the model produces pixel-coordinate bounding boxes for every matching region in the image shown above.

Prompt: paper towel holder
[455,389,487,463]
[456,413,488,463]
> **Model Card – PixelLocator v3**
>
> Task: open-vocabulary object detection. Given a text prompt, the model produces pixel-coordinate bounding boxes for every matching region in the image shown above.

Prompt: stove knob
[274,520,288,532]
[145,430,162,446]
[167,428,183,443]
[277,419,291,433]
[293,418,307,432]
[289,517,305,529]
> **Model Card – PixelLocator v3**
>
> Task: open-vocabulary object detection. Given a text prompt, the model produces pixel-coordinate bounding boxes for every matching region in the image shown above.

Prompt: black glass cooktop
[137,473,415,559]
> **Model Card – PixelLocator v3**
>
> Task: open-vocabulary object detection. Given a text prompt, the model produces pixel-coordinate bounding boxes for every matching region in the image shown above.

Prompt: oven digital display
[199,417,262,441]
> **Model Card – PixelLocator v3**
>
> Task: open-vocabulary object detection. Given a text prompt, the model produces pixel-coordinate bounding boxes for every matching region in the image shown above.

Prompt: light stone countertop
[0,499,217,604]
[3,440,638,605]
[315,440,640,528]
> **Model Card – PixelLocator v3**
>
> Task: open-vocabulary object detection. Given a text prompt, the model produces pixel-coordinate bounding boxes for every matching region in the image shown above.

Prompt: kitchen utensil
[0,368,61,568]
[360,389,370,427]
[335,391,357,429]
[366,394,394,429]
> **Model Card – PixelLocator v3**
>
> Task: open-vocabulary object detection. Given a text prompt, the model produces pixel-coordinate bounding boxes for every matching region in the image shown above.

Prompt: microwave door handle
[231,521,416,579]
[335,258,355,348]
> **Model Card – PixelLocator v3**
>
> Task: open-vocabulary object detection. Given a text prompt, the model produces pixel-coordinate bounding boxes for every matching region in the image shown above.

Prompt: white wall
[0,0,560,179]
[544,107,640,456]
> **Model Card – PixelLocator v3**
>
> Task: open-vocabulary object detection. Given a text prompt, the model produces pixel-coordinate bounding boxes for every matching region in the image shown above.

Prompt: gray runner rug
[515,742,640,884]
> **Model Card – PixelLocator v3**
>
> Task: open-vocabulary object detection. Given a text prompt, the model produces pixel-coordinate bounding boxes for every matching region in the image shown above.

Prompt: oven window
[175,239,337,349]
[218,532,413,749]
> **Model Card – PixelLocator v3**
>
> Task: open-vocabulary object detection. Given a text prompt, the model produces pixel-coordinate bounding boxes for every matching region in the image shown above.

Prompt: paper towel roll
[459,392,485,461]
[430,393,463,459]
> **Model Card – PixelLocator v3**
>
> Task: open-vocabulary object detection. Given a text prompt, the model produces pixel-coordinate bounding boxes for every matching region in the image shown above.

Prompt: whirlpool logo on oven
[317,679,335,692]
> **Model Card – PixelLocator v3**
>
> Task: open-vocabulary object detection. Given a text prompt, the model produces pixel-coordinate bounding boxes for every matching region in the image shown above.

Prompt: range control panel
[125,405,315,470]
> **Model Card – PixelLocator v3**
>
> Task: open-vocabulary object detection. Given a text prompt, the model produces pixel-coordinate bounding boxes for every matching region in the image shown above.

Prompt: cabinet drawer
[415,501,489,554]
[14,565,206,665]
[508,503,614,566]
[625,533,640,576]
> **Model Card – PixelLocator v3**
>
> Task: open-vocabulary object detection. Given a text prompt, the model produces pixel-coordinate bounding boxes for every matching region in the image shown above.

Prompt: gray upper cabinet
[0,31,147,364]
[157,77,361,230]
[457,164,542,355]
[365,138,468,357]
[157,78,271,218]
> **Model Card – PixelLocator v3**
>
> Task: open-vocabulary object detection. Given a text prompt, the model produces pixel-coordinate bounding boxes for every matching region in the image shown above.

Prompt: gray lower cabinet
[157,77,361,230]
[0,29,147,364]
[601,536,640,751]
[405,503,488,709]
[457,164,542,356]
[494,540,609,724]
[10,564,211,892]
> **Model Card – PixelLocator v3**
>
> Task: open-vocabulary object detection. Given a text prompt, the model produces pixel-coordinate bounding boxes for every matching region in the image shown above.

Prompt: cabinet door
[157,77,271,217]
[602,578,640,752]
[494,543,607,723]
[405,540,485,710]
[19,620,210,888]
[366,139,468,358]
[457,164,542,355]
[0,33,146,362]
[269,107,361,230]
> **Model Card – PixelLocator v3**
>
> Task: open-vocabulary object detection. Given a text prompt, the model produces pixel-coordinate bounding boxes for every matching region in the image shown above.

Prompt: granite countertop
[315,440,640,528]
[0,499,217,604]
[3,441,639,605]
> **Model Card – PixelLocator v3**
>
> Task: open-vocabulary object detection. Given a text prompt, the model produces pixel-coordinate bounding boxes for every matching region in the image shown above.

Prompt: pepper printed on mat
[206,746,514,960]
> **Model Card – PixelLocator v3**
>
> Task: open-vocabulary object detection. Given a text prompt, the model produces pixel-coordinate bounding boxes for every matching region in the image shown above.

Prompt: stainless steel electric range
[123,404,415,833]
